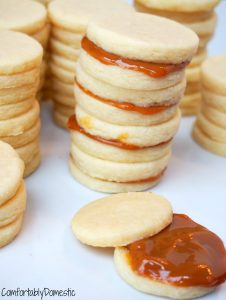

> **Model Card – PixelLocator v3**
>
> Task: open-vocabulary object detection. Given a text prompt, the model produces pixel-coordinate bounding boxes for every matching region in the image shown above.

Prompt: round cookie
[186,65,200,83]
[72,191,172,247]
[135,0,219,12]
[0,181,26,222]
[71,130,172,163]
[201,55,226,95]
[32,24,50,49]
[50,62,75,84]
[0,215,24,248]
[0,98,34,120]
[0,0,47,34]
[71,144,171,182]
[76,106,180,147]
[24,151,41,177]
[189,49,207,68]
[54,102,74,117]
[114,247,214,300]
[50,38,80,61]
[202,88,226,113]
[52,92,75,107]
[52,27,83,47]
[69,158,163,193]
[16,138,40,165]
[48,0,134,32]
[52,77,74,97]
[0,30,43,75]
[75,85,178,126]
[192,124,226,157]
[86,12,199,64]
[51,54,76,73]
[0,141,24,206]
[75,62,186,105]
[53,110,70,129]
[201,105,226,129]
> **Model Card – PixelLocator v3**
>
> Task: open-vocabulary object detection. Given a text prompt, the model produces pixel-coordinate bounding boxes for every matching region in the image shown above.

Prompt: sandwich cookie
[0,31,42,175]
[69,12,198,192]
[193,55,226,156]
[71,192,226,299]
[0,141,27,248]
[48,0,134,128]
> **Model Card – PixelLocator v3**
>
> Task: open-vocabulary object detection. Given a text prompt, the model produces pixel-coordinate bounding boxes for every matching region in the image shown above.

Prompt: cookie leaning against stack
[193,55,226,156]
[68,12,198,193]
[0,0,50,101]
[134,0,219,115]
[0,30,43,177]
[72,192,226,299]
[0,141,27,248]
[48,0,134,128]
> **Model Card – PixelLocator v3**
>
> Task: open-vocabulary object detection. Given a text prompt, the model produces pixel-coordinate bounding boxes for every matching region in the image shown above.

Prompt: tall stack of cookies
[0,31,43,176]
[68,13,198,193]
[0,141,26,248]
[0,0,50,102]
[193,55,226,157]
[48,0,134,128]
[134,0,219,115]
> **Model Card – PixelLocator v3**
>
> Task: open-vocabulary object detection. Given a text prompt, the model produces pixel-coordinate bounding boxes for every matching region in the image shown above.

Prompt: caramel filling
[68,115,171,150]
[82,37,188,78]
[126,214,226,287]
[77,81,177,115]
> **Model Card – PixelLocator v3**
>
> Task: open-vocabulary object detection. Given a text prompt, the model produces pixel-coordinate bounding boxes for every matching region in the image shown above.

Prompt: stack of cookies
[0,0,50,102]
[48,0,134,128]
[134,0,219,115]
[0,30,43,176]
[69,13,198,193]
[0,141,26,248]
[193,55,226,157]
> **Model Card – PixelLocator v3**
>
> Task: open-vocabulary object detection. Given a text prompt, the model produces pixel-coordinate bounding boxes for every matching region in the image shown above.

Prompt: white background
[1,1,226,300]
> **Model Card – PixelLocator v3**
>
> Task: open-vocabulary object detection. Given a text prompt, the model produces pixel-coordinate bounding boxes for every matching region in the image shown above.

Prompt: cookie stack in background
[0,31,43,176]
[0,142,26,248]
[48,0,134,129]
[68,13,198,193]
[0,0,50,102]
[193,55,226,156]
[134,0,220,115]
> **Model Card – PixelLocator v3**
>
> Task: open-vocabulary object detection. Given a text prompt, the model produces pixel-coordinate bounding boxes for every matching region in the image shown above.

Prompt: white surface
[1,1,226,300]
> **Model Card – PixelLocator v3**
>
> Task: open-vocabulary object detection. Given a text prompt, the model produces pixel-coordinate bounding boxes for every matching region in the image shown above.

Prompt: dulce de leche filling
[126,214,226,287]
[68,115,171,150]
[82,37,188,78]
[77,81,177,115]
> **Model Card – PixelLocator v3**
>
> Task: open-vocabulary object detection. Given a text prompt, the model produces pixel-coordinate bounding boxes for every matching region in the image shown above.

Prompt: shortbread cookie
[72,192,172,247]
[0,182,26,222]
[1,119,40,148]
[201,105,226,129]
[76,106,180,147]
[183,13,217,37]
[75,62,186,105]
[189,49,207,68]
[0,98,34,120]
[24,151,41,177]
[0,0,47,34]
[192,124,226,156]
[0,141,24,206]
[186,65,200,83]
[0,101,39,136]
[71,130,172,163]
[71,145,170,182]
[75,85,178,126]
[54,102,74,117]
[86,13,198,63]
[196,113,226,143]
[69,158,162,193]
[114,247,213,300]
[48,0,134,32]
[201,55,226,95]
[53,110,71,129]
[185,82,200,94]
[51,54,76,72]
[52,27,83,47]
[52,93,75,107]
[135,0,219,12]
[16,138,40,165]
[202,88,226,112]
[0,215,18,228]
[0,215,24,248]
[52,77,74,97]
[0,30,43,75]
[49,62,75,84]
[199,34,213,49]
[32,24,50,49]
[80,51,185,91]
[50,38,80,60]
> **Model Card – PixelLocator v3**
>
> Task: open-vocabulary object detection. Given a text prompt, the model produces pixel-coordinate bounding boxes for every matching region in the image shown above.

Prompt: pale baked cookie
[51,54,76,73]
[69,158,162,193]
[16,138,40,165]
[50,38,80,61]
[49,62,75,84]
[86,12,198,64]
[0,98,34,121]
[135,0,219,12]
[52,93,75,107]
[75,62,186,105]
[52,27,83,47]
[0,215,24,248]
[0,141,24,206]
[76,106,180,147]
[32,24,50,49]
[71,130,172,163]
[201,55,226,95]
[186,66,200,83]
[0,0,47,34]
[48,0,134,32]
[52,77,74,97]
[114,247,213,300]
[201,105,226,129]
[71,145,170,182]
[202,88,226,113]
[54,102,74,116]
[72,192,172,247]
[24,151,41,177]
